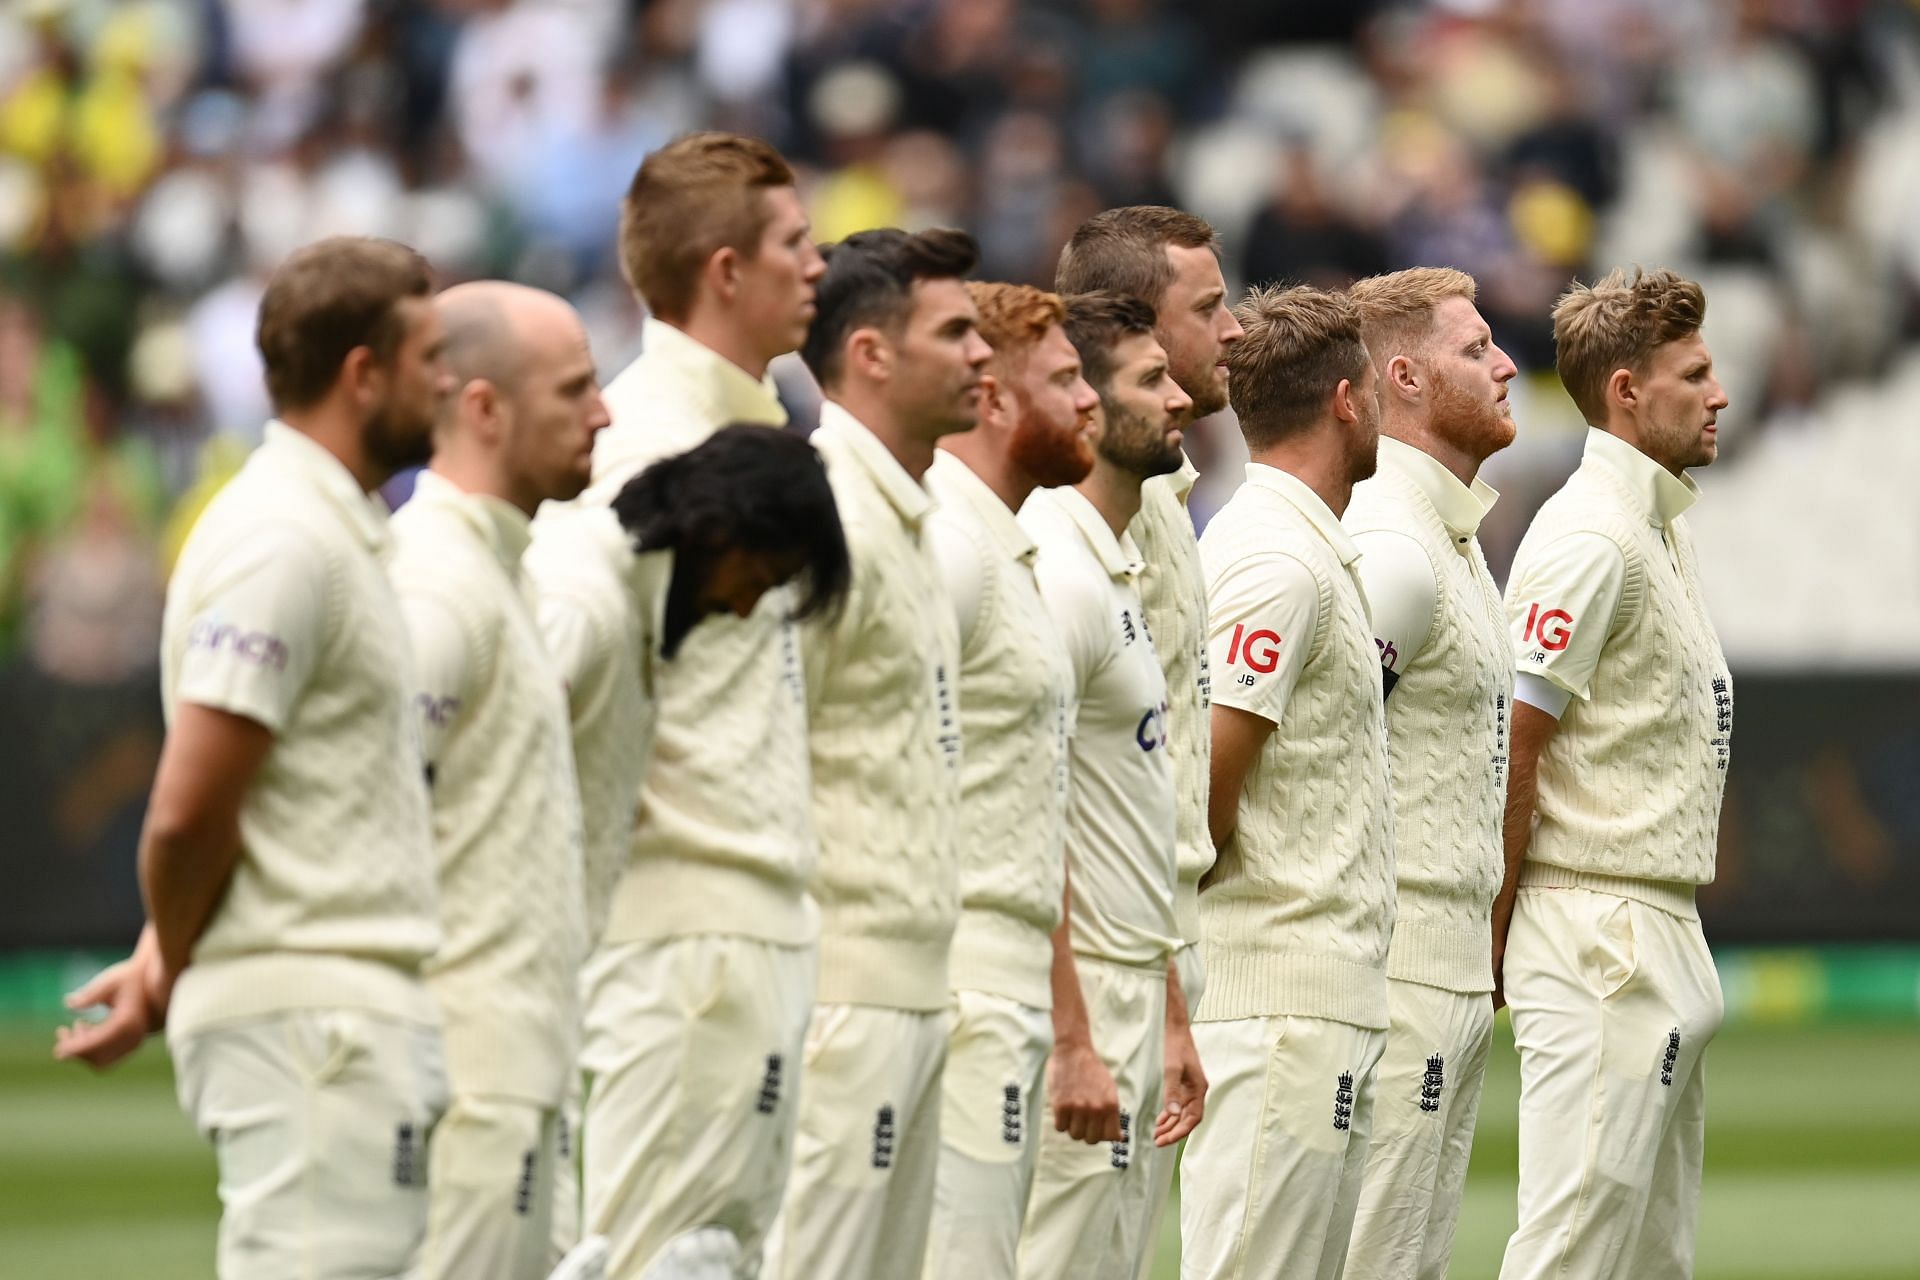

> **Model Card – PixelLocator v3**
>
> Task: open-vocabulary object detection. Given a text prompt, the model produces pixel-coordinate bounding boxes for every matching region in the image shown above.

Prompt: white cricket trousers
[170,1007,448,1280]
[1345,979,1495,1280]
[1016,955,1167,1280]
[421,1095,565,1280]
[1178,1014,1386,1280]
[1134,941,1206,1280]
[578,935,815,1280]
[1499,885,1723,1280]
[921,989,1054,1280]
[763,1002,951,1280]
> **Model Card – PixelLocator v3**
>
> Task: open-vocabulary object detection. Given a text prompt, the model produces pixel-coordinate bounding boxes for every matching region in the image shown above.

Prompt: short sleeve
[1505,531,1626,700]
[1350,529,1436,690]
[173,525,327,733]
[1207,552,1318,725]
[537,587,614,720]
[1030,551,1110,702]
[396,592,476,771]
[926,514,989,652]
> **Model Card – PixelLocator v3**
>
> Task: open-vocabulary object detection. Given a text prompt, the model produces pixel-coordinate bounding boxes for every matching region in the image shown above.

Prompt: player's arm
[1046,870,1123,1144]
[1155,958,1207,1146]
[140,703,277,977]
[926,515,989,654]
[1205,552,1317,849]
[397,591,478,784]
[1350,529,1436,700]
[1491,531,1626,1006]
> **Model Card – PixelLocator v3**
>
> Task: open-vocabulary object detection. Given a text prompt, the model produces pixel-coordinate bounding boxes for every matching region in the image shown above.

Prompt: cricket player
[1340,268,1518,1279]
[1495,268,1732,1280]
[1056,208,1243,1247]
[920,281,1100,1277]
[55,236,455,1279]
[762,226,988,1280]
[386,282,608,1280]
[535,131,827,1280]
[1179,285,1394,1280]
[1015,291,1195,1280]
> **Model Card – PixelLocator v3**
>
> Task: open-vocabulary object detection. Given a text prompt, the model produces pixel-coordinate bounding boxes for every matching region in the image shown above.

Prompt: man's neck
[1603,418,1686,478]
[1251,430,1355,517]
[280,406,385,493]
[665,312,771,382]
[1076,457,1145,539]
[939,429,1032,511]
[1383,416,1477,487]
[829,389,936,481]
[428,449,530,516]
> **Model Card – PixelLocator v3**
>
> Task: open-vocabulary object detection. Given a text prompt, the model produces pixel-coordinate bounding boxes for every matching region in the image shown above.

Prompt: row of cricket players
[58,133,1736,1280]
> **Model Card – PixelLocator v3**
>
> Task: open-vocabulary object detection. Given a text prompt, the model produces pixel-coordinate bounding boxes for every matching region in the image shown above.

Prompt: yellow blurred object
[1509,179,1594,268]
[160,435,251,573]
[71,70,161,197]
[0,67,66,166]
[808,163,908,245]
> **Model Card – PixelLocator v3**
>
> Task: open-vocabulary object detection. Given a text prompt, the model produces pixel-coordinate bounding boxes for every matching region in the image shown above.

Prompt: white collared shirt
[926,451,1072,1007]
[162,421,439,1034]
[1021,484,1178,970]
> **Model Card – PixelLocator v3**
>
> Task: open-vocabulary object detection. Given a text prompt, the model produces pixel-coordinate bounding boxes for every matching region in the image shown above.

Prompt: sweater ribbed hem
[948,909,1054,1009]
[1173,877,1204,948]
[1385,919,1493,993]
[1520,861,1699,919]
[601,858,816,947]
[816,929,953,1011]
[1193,946,1390,1030]
[169,953,438,1039]
[434,999,576,1106]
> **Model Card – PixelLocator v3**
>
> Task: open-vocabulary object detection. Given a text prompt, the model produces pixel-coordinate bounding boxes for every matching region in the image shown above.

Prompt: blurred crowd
[5,0,1920,685]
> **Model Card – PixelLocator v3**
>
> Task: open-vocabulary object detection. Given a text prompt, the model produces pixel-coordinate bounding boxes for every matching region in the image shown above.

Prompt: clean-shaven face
[735,186,826,365]
[889,277,994,442]
[502,304,610,507]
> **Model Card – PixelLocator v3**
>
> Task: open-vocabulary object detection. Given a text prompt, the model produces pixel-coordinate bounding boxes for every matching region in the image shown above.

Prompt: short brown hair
[1553,266,1707,426]
[1062,291,1158,395]
[1347,266,1476,363]
[967,282,1066,370]
[799,227,980,388]
[1228,283,1371,450]
[619,132,796,322]
[1055,206,1219,308]
[256,236,433,412]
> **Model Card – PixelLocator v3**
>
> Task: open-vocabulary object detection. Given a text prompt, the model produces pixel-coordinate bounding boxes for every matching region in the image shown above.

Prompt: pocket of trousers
[285,1011,369,1088]
[1582,896,1639,1002]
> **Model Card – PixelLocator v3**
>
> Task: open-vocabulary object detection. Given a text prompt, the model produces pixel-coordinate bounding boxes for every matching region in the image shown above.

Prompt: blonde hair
[1347,266,1477,364]
[967,282,1067,371]
[1227,283,1370,450]
[619,132,795,322]
[1552,267,1706,425]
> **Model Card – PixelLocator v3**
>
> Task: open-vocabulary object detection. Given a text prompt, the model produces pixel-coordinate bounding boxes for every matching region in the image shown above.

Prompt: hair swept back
[256,236,433,411]
[1061,291,1158,395]
[619,132,796,323]
[1552,266,1707,426]
[1054,206,1219,308]
[1227,283,1370,450]
[799,227,979,388]
[1346,266,1477,365]
[966,281,1067,371]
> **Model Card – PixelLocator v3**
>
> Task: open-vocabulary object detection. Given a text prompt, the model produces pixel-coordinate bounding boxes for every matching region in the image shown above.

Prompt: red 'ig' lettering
[1523,603,1574,652]
[1226,623,1283,674]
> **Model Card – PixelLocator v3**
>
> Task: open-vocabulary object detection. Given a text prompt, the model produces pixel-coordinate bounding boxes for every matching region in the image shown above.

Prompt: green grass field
[3,1020,1916,1278]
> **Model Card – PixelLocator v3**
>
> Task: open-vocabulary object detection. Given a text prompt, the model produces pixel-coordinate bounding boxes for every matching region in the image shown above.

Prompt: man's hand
[1155,1018,1208,1146]
[1048,1037,1123,1144]
[53,925,172,1070]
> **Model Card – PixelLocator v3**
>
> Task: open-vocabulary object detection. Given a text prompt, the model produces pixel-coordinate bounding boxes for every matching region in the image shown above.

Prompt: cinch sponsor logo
[1224,622,1282,674]
[1135,700,1170,752]
[1375,637,1399,671]
[1521,603,1574,652]
[188,616,290,671]
[415,693,461,729]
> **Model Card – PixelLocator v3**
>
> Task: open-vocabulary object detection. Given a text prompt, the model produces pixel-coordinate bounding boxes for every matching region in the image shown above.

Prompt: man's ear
[703,245,742,304]
[1606,366,1637,413]
[340,344,382,408]
[845,327,891,383]
[1331,376,1359,425]
[977,372,1008,425]
[1387,352,1421,401]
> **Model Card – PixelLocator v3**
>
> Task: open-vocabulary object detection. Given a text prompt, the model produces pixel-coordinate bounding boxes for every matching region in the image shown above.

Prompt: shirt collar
[261,420,391,551]
[1244,462,1363,566]
[640,316,788,427]
[1168,450,1199,504]
[927,451,1037,566]
[1375,435,1499,540]
[410,469,532,577]
[817,401,935,530]
[1050,486,1144,582]
[1583,427,1699,526]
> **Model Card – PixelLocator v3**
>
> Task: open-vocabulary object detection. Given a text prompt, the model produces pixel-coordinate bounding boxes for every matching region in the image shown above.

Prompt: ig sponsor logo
[1224,622,1282,674]
[1521,603,1574,652]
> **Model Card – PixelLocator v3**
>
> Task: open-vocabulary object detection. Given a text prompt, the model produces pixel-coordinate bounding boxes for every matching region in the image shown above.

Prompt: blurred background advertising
[3,0,1918,1002]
